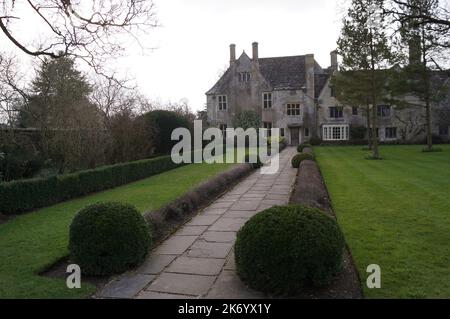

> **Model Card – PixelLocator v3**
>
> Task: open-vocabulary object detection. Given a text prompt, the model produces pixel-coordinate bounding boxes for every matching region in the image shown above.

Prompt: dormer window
[218,95,227,111]
[238,72,251,83]
[263,92,272,109]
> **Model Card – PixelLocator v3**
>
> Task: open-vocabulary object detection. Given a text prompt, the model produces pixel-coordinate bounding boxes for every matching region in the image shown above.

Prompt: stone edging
[143,163,254,247]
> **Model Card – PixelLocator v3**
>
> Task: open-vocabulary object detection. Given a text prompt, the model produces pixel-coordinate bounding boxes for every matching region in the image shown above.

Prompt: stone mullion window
[286,103,301,116]
[263,93,272,109]
[218,95,227,111]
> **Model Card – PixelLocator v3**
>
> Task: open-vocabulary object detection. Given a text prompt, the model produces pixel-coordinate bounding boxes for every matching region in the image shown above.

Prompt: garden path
[97,147,297,299]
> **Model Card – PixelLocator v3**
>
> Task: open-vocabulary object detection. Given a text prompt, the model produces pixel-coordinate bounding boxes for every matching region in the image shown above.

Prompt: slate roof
[314,72,331,99]
[258,56,307,90]
[206,54,331,96]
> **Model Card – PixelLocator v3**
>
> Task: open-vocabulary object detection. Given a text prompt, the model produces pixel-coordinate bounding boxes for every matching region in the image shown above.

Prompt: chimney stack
[330,50,338,71]
[230,44,236,65]
[409,36,422,65]
[252,42,259,62]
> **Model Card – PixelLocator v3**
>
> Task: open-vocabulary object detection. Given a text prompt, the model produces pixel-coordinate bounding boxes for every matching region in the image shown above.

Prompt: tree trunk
[366,104,372,149]
[426,98,433,150]
[422,23,433,151]
[370,32,380,159]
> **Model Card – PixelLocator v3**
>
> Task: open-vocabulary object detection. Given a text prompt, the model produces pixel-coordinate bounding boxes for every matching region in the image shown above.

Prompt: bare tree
[386,0,450,48]
[0,1,158,78]
[0,53,27,127]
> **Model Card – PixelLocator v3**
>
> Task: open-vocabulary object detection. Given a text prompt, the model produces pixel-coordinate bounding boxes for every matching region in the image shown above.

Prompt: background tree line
[0,55,196,182]
[334,0,450,159]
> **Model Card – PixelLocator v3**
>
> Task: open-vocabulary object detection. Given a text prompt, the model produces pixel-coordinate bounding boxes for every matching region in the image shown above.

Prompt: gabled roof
[258,56,306,90]
[206,68,233,95]
[206,54,331,95]
[315,72,332,99]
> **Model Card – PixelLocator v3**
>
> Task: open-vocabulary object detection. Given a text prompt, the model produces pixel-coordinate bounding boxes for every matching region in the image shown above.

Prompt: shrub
[309,137,322,146]
[350,125,367,140]
[69,202,152,276]
[297,143,312,153]
[291,153,314,168]
[244,153,263,169]
[235,205,345,295]
[233,111,261,131]
[0,155,185,215]
[144,110,192,155]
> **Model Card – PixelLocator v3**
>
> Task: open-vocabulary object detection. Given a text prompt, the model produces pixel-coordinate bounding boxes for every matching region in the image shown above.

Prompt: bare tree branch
[0,0,158,78]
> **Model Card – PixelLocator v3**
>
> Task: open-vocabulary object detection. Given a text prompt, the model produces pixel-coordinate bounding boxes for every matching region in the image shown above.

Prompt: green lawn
[0,163,234,299]
[315,145,450,298]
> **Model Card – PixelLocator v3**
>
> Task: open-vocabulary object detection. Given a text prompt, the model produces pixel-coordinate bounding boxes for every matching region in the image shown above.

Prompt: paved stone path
[98,147,297,299]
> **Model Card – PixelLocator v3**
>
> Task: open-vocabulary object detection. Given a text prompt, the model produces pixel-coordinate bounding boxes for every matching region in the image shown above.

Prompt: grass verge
[315,145,450,298]
[0,163,234,299]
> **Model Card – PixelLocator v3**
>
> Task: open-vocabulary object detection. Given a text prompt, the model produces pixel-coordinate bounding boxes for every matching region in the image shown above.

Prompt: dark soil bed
[40,257,111,291]
[0,213,10,225]
[289,156,363,299]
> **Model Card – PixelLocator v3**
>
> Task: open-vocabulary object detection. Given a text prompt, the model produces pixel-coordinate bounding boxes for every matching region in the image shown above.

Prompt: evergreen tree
[390,0,448,151]
[18,56,105,172]
[337,0,396,159]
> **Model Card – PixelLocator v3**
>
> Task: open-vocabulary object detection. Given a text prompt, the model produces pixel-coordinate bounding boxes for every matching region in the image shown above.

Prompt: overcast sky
[2,0,349,112]
[127,0,347,111]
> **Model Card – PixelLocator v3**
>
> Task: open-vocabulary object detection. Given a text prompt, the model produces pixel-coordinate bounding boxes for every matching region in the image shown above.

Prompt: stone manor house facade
[206,42,450,145]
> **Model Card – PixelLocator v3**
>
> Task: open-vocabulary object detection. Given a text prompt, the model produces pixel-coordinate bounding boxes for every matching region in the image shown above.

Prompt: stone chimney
[304,54,315,99]
[330,50,338,71]
[252,42,259,62]
[409,36,421,66]
[230,44,236,65]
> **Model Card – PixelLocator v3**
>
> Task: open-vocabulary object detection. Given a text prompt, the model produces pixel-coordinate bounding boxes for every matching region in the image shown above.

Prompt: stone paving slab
[201,231,236,243]
[146,272,216,296]
[176,225,208,236]
[209,201,234,209]
[223,210,258,219]
[154,236,198,255]
[166,256,225,276]
[137,291,195,299]
[187,241,233,259]
[123,147,297,299]
[100,274,155,299]
[223,251,236,271]
[136,254,177,275]
[206,271,265,299]
[230,200,261,211]
[186,215,220,226]
[202,208,228,215]
[208,217,248,232]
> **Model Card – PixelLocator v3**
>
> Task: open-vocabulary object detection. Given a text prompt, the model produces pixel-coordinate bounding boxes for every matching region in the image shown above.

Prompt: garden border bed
[40,162,254,294]
[289,149,363,299]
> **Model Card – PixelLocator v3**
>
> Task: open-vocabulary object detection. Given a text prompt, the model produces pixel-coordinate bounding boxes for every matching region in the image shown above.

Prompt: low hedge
[291,153,315,168]
[297,143,312,153]
[0,155,186,215]
[235,205,345,295]
[69,202,152,276]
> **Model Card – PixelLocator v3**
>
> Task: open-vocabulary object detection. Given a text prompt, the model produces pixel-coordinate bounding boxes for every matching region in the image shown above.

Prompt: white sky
[2,0,349,112]
[128,0,347,111]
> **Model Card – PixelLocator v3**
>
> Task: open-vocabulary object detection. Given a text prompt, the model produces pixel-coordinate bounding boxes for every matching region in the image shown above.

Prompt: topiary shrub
[297,143,312,153]
[235,205,345,295]
[291,153,314,168]
[69,202,152,276]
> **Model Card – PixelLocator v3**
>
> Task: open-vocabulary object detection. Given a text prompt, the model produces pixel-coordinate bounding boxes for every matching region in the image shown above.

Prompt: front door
[290,128,300,145]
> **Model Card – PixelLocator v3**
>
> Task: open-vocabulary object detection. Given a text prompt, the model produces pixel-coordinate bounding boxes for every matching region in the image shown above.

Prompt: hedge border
[0,155,187,215]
